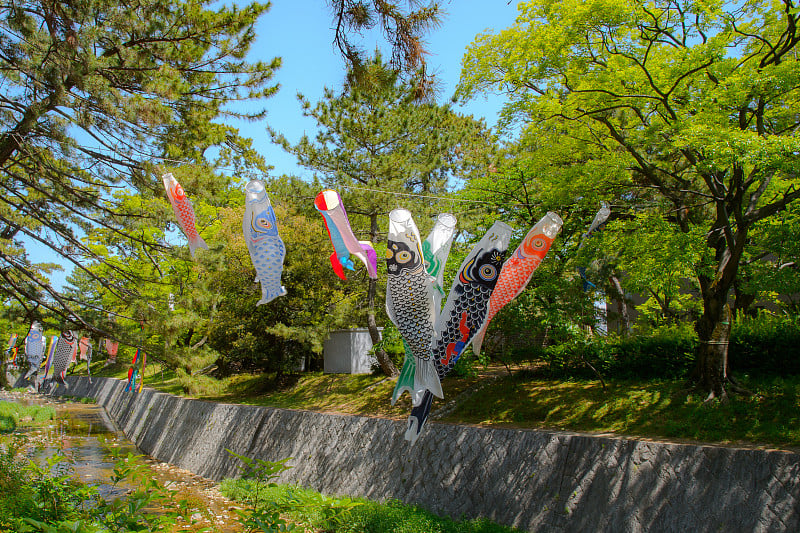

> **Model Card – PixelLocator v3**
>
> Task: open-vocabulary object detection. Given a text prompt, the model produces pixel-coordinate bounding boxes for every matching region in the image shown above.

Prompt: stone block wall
[59,376,799,532]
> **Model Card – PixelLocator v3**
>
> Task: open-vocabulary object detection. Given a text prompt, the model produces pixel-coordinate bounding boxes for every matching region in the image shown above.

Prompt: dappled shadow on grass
[84,359,800,450]
[444,372,800,450]
[194,370,485,421]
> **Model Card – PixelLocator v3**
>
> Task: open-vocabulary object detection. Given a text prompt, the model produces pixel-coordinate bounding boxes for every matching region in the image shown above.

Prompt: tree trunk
[367,212,397,376]
[691,210,751,400]
[692,301,732,401]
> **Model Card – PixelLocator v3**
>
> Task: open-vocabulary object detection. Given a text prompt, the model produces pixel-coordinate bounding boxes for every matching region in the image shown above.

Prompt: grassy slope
[82,360,800,451]
[0,401,56,432]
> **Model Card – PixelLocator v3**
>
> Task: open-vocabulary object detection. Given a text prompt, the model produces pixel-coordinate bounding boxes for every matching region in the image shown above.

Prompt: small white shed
[323,328,378,374]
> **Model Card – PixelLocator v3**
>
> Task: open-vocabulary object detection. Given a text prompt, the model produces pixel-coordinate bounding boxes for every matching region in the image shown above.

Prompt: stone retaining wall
[59,376,799,532]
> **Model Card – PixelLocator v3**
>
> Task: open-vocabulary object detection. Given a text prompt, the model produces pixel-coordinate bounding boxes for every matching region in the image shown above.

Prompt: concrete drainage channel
[57,376,800,532]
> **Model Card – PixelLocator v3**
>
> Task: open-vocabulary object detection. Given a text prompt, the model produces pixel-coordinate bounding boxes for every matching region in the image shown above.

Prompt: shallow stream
[1,390,243,532]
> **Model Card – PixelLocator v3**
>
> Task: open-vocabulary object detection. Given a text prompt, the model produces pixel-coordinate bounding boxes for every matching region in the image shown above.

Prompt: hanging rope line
[334,183,500,205]
[54,144,527,208]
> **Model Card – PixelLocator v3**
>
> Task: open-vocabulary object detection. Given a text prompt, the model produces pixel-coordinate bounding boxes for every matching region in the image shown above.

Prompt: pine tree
[272,56,494,375]
[0,0,279,332]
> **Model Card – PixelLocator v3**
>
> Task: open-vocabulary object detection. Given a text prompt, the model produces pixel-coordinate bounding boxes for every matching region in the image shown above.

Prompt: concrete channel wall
[58,376,799,532]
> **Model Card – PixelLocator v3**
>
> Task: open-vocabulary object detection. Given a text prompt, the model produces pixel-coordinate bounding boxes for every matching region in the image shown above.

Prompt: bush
[369,325,406,373]
[511,323,696,380]
[729,313,800,375]
[0,436,189,531]
[176,368,226,397]
[507,313,800,380]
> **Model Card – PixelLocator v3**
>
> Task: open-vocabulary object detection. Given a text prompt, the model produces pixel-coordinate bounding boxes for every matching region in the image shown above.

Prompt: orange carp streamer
[471,212,562,356]
[162,173,209,258]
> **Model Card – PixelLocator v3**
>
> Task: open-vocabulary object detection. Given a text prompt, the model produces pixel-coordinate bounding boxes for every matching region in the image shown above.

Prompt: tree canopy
[458,0,800,397]
[0,0,278,335]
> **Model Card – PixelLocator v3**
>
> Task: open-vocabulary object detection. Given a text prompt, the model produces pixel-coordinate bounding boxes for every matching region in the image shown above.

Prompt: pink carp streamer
[162,173,209,258]
[472,212,562,356]
[314,189,377,280]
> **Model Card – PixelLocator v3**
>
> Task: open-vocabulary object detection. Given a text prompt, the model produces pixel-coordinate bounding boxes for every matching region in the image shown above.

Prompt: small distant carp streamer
[52,331,78,389]
[472,212,562,356]
[314,189,377,280]
[5,333,17,356]
[162,173,209,258]
[79,337,93,382]
[105,339,118,357]
[23,322,45,380]
[126,348,145,393]
[386,208,442,405]
[405,220,514,445]
[578,205,611,291]
[391,212,457,405]
[243,180,287,305]
[42,335,58,381]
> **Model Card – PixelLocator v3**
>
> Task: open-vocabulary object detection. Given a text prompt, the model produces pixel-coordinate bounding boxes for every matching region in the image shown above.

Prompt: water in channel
[1,390,243,532]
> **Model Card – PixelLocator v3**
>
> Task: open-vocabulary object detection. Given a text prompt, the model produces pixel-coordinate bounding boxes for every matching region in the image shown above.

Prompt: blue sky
[40,1,522,290]
[241,0,521,179]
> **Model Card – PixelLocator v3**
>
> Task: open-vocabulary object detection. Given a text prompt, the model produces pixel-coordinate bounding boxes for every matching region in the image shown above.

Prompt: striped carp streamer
[5,333,17,358]
[391,212,457,405]
[162,173,209,258]
[386,208,442,406]
[314,189,377,280]
[472,212,562,356]
[8,346,17,367]
[51,331,78,390]
[405,220,514,445]
[137,352,146,392]
[243,180,287,305]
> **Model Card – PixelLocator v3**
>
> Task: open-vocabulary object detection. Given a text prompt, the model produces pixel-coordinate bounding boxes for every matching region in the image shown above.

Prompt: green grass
[89,360,484,420]
[444,374,800,450]
[83,357,800,450]
[220,479,520,533]
[0,402,56,432]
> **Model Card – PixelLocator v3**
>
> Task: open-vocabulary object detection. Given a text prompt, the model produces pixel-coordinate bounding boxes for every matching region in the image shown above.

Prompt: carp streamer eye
[255,218,273,231]
[174,184,186,200]
[396,250,412,263]
[532,237,547,249]
[479,264,497,281]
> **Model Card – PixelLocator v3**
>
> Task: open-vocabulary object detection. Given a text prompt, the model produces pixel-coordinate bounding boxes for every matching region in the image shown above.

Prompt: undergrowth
[221,449,520,532]
[0,403,55,433]
[0,434,200,532]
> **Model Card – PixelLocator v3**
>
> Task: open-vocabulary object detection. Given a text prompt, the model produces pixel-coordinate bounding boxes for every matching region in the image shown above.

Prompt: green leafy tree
[60,164,238,371]
[459,0,800,399]
[272,56,494,376]
[731,201,800,315]
[203,179,358,378]
[0,0,279,334]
